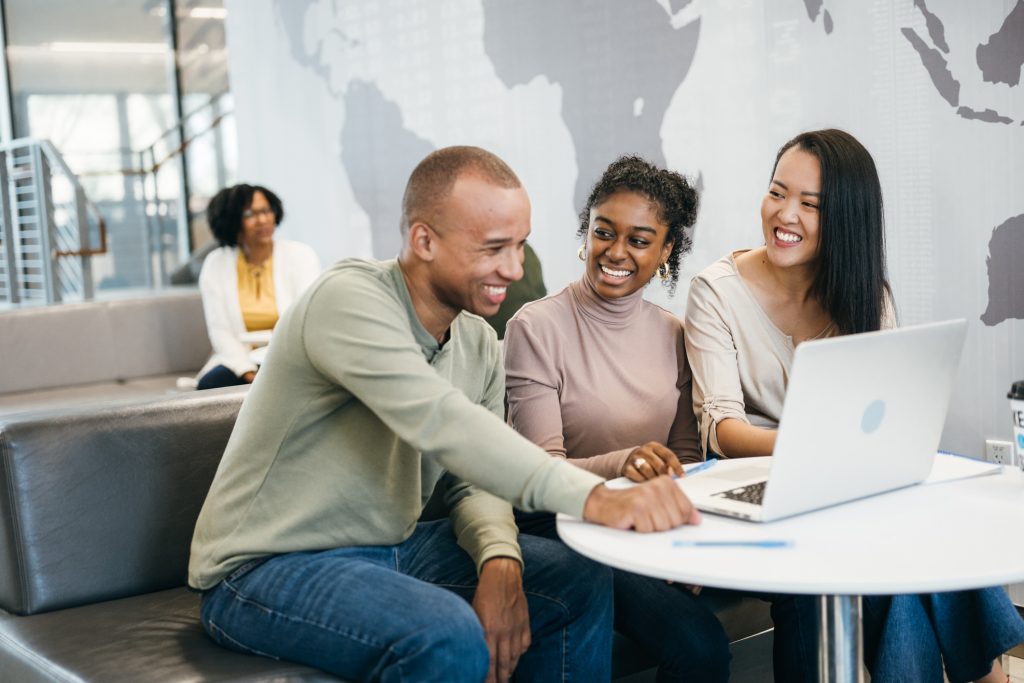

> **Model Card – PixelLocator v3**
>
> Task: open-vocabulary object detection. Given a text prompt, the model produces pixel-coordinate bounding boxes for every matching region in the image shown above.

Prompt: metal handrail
[0,137,108,302]
[0,136,108,259]
[38,140,108,258]
[140,89,230,153]
[138,89,232,175]
[0,94,234,302]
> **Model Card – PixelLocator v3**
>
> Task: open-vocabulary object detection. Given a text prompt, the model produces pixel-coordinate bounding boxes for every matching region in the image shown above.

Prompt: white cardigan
[197,239,321,378]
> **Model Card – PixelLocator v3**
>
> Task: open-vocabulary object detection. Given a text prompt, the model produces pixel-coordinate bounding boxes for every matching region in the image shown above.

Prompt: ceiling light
[189,7,227,19]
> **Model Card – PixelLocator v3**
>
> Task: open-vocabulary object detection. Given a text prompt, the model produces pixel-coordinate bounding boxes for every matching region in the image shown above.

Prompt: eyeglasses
[242,208,275,220]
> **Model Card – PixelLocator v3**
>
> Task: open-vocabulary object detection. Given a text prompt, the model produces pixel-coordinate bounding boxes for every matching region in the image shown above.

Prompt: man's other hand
[472,557,531,682]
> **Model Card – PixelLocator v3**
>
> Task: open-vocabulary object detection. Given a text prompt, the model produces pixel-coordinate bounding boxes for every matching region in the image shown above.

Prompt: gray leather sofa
[0,387,336,682]
[0,388,771,682]
[0,289,210,417]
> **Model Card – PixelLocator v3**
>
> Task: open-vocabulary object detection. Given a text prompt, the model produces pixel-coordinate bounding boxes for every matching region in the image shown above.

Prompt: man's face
[427,174,531,318]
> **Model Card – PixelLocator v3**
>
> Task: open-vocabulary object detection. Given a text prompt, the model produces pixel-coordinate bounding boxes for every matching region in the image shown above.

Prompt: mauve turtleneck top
[504,272,701,479]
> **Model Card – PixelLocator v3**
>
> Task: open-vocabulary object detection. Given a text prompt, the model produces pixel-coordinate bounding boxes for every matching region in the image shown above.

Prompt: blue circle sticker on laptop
[861,400,886,434]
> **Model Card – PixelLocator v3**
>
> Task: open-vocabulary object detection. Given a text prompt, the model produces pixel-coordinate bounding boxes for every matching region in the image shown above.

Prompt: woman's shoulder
[205,244,236,260]
[504,285,573,340]
[638,298,684,333]
[199,245,236,276]
[688,251,753,304]
[692,252,743,285]
[510,284,573,324]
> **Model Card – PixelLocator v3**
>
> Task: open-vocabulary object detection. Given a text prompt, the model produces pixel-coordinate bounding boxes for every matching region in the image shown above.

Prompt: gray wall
[224,0,1024,458]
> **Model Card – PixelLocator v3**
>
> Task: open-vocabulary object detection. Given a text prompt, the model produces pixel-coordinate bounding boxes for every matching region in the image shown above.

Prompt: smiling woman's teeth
[600,265,631,277]
[484,285,507,296]
[775,228,802,243]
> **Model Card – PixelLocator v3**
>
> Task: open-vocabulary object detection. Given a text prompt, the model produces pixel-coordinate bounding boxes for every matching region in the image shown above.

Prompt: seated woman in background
[504,156,731,682]
[685,127,1024,682]
[196,184,321,390]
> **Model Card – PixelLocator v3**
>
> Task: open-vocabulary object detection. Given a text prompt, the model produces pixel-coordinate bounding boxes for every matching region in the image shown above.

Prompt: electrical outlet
[985,439,1014,466]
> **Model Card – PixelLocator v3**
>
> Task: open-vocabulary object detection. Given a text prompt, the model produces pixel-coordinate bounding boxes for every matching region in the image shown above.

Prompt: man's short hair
[401,146,521,234]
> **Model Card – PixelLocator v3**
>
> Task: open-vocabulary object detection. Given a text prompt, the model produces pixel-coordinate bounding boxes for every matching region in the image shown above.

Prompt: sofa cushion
[0,289,210,395]
[0,375,192,419]
[0,588,341,682]
[106,292,210,380]
[0,387,247,615]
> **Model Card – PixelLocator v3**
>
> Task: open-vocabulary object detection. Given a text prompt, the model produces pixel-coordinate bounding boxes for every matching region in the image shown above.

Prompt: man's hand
[241,370,257,383]
[583,475,700,532]
[621,441,684,481]
[472,557,531,682]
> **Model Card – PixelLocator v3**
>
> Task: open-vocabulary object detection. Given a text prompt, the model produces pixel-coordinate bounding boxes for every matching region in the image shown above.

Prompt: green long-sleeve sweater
[189,259,602,590]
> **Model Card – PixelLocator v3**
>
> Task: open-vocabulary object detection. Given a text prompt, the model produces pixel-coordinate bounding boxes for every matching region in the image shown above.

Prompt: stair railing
[135,90,232,285]
[0,138,106,305]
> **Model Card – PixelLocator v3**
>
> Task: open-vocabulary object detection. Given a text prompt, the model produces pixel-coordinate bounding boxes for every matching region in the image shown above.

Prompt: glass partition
[2,0,234,296]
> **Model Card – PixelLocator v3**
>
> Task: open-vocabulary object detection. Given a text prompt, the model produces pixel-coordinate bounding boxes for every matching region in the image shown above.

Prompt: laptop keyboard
[713,480,767,506]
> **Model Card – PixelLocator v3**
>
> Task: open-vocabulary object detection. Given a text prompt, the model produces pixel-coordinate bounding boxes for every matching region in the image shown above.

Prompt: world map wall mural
[228,0,1023,456]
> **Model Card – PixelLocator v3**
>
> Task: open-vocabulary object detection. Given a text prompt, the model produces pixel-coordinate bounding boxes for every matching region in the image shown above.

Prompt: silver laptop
[680,319,967,522]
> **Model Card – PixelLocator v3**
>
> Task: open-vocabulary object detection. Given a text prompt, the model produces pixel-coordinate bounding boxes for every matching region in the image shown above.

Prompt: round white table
[557,463,1024,682]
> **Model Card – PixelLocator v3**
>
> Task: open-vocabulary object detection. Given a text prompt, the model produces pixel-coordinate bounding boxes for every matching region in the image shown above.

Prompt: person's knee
[533,538,614,612]
[648,597,730,680]
[389,596,488,681]
[197,365,243,390]
[692,611,730,662]
[431,617,489,681]
[670,618,730,679]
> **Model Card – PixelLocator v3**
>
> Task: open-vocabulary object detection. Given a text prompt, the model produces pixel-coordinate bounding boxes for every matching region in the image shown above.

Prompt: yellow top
[236,251,278,331]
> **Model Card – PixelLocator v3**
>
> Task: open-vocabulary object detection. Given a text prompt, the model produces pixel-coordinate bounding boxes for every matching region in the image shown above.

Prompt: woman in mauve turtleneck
[504,156,729,683]
[504,235,700,478]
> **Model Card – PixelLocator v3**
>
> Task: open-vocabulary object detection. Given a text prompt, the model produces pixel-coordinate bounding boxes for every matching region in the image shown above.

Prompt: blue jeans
[863,589,1024,682]
[515,510,731,682]
[200,518,614,682]
[197,364,247,390]
[758,589,1024,682]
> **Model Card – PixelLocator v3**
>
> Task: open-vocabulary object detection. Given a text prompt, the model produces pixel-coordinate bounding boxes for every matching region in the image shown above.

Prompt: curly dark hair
[207,183,285,247]
[576,156,698,294]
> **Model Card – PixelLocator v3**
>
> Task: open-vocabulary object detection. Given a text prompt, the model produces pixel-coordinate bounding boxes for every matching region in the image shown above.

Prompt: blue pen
[672,540,792,548]
[682,458,717,477]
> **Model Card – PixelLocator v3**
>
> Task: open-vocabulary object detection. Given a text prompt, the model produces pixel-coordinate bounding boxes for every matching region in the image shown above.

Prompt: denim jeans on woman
[199,518,614,682]
[765,590,1024,682]
[863,589,1024,682]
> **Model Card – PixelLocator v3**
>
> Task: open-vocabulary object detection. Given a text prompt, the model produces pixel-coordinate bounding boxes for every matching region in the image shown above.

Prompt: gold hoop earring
[577,245,586,262]
[657,263,670,282]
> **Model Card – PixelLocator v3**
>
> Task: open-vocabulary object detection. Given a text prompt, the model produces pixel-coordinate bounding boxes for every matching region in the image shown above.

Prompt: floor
[1008,643,1024,682]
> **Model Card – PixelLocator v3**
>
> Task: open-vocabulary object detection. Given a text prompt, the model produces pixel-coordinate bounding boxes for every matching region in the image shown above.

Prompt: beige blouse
[684,252,894,457]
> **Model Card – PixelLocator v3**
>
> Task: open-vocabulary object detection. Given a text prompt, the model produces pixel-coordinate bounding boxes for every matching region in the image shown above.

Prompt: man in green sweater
[189,146,698,682]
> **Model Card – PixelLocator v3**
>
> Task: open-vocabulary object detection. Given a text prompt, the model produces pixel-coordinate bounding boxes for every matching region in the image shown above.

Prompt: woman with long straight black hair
[685,128,1024,681]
